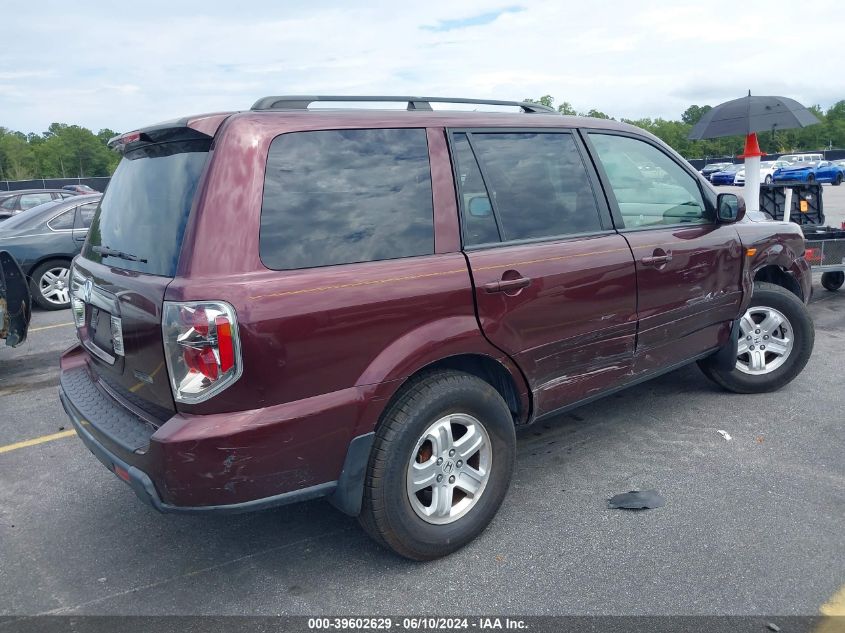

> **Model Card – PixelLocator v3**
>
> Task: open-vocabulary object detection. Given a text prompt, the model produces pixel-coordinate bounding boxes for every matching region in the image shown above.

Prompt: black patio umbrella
[688,92,820,140]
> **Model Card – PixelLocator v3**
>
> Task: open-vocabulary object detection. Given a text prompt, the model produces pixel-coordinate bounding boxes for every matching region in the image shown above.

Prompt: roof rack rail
[250,95,556,114]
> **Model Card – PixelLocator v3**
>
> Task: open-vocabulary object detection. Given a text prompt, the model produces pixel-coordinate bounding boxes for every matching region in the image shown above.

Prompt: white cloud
[0,0,843,132]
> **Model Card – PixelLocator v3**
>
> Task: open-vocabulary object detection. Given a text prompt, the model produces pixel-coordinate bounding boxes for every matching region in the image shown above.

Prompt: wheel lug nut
[456,460,463,468]
[760,345,765,350]
[763,335,769,340]
[749,345,755,350]
[436,474,443,483]
[436,457,443,465]
[448,449,455,457]
[448,475,455,484]
[746,335,752,341]
[755,329,761,334]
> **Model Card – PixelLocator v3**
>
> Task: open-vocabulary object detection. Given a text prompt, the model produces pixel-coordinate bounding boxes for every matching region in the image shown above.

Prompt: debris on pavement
[608,490,665,510]
[766,623,780,632]
[717,430,732,441]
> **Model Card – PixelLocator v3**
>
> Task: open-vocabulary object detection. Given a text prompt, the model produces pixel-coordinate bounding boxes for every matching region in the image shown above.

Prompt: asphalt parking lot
[1,215,844,618]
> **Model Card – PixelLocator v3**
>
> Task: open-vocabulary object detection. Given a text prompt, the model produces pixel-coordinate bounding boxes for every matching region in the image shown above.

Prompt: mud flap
[711,319,740,371]
[0,250,32,347]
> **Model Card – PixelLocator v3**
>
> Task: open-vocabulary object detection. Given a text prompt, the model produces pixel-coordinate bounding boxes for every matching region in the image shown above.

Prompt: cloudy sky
[2,0,843,134]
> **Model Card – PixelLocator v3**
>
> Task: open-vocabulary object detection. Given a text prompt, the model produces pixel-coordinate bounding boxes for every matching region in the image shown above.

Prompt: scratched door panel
[623,224,743,369]
[466,233,638,416]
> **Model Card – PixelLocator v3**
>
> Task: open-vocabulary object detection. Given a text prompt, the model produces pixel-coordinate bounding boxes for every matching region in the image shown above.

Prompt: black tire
[359,370,516,560]
[698,282,814,394]
[834,173,843,187]
[29,259,72,310]
[821,271,844,291]
[764,175,773,184]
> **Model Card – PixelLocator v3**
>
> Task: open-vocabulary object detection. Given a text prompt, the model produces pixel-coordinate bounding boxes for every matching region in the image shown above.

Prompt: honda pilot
[52,96,814,560]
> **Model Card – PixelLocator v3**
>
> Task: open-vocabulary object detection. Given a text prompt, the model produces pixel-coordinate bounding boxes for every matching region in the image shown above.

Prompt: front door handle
[484,276,532,294]
[641,249,672,267]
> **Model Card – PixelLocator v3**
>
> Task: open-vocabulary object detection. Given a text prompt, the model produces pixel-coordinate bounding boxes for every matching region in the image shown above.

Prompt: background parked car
[778,153,823,164]
[710,163,744,185]
[0,189,79,220]
[735,159,792,186]
[0,193,100,309]
[772,160,845,185]
[700,162,732,181]
[62,184,99,194]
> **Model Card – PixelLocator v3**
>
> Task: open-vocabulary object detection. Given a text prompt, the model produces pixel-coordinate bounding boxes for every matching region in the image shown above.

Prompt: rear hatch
[71,127,214,419]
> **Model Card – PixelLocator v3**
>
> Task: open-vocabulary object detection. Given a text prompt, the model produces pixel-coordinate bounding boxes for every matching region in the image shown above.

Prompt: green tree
[681,104,712,126]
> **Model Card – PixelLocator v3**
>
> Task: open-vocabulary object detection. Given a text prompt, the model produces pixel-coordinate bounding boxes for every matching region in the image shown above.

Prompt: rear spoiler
[107,112,233,154]
[0,250,31,348]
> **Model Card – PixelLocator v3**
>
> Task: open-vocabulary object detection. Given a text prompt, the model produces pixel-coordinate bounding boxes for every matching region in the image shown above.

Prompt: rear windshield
[83,139,210,276]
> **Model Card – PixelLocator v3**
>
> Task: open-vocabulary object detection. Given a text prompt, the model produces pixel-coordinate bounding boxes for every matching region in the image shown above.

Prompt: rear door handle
[484,277,532,293]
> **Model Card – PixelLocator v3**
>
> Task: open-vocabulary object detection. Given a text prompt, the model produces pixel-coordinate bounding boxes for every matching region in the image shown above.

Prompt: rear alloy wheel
[359,370,516,560]
[698,282,814,393]
[30,259,71,310]
[821,271,844,291]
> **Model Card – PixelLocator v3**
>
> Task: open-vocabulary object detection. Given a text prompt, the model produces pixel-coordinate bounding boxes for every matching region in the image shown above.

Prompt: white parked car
[735,160,792,185]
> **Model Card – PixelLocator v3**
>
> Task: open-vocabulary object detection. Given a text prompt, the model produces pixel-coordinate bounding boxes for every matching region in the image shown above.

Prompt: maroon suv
[54,96,814,560]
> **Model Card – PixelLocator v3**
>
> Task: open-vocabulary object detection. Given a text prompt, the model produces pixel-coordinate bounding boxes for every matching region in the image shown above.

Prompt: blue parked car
[773,160,845,185]
[710,163,743,186]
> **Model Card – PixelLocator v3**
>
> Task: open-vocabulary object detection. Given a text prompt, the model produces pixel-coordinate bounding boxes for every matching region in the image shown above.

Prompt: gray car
[0,189,80,220]
[0,194,101,309]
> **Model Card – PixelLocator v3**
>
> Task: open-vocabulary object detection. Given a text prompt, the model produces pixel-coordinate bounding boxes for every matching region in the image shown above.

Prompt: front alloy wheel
[698,282,814,393]
[736,306,793,375]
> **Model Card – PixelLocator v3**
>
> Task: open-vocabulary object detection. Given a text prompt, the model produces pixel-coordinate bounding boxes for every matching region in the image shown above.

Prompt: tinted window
[588,133,709,228]
[48,208,76,230]
[76,202,98,228]
[260,128,434,270]
[83,139,210,276]
[468,132,602,241]
[452,133,500,246]
[0,196,17,210]
[20,192,53,210]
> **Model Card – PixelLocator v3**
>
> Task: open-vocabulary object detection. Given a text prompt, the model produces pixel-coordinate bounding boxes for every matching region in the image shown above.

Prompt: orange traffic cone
[738,132,766,159]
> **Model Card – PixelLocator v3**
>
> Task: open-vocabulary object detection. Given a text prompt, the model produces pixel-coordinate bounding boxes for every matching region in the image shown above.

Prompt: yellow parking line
[821,584,845,616]
[29,322,74,333]
[0,429,77,454]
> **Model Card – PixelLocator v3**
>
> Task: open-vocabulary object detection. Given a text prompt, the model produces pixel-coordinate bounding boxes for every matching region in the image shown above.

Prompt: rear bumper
[59,345,385,514]
[60,389,336,514]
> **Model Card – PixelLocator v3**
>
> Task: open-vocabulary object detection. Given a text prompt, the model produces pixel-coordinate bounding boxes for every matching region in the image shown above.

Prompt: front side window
[455,131,602,244]
[260,128,434,270]
[20,192,53,210]
[588,133,709,229]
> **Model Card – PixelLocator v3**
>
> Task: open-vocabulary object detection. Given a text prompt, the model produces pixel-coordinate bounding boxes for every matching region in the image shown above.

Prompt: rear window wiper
[92,245,148,263]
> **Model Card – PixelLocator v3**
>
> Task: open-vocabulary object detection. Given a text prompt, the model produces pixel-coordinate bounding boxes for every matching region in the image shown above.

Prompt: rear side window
[260,128,434,270]
[455,132,603,244]
[48,208,76,230]
[83,139,210,276]
[76,202,98,229]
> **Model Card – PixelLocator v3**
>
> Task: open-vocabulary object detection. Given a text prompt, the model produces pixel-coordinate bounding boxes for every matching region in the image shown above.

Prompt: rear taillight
[805,247,821,264]
[162,301,242,404]
[70,268,85,328]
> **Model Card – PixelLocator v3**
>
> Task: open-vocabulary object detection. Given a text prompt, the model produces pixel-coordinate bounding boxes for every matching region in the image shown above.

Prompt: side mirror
[717,192,746,223]
[468,196,493,217]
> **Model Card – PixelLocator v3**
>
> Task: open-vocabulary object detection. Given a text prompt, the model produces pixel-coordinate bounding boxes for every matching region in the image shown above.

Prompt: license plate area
[89,306,116,355]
